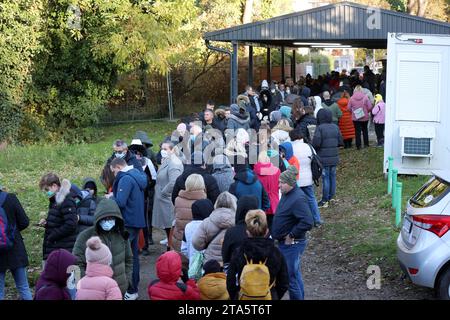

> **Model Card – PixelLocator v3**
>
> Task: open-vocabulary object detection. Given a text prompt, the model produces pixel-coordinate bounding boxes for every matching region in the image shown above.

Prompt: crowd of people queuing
[0,66,386,301]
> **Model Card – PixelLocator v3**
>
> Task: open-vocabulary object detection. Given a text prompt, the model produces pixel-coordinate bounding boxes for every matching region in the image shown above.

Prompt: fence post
[392,169,398,209]
[395,182,403,227]
[387,156,394,194]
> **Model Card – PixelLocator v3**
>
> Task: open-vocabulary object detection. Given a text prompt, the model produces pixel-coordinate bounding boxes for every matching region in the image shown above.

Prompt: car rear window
[410,176,450,208]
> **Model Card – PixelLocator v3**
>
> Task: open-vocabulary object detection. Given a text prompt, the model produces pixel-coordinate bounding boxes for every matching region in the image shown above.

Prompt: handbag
[353,107,365,120]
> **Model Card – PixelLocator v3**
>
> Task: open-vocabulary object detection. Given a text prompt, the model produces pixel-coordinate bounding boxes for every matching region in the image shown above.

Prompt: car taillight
[408,268,419,275]
[412,215,450,238]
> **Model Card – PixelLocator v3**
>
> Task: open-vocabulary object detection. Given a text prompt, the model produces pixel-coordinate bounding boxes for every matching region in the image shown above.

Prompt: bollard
[395,182,403,227]
[387,156,394,194]
[392,169,398,208]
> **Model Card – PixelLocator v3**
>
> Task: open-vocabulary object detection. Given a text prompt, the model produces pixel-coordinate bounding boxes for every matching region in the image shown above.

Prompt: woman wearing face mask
[72,199,133,297]
[152,142,184,251]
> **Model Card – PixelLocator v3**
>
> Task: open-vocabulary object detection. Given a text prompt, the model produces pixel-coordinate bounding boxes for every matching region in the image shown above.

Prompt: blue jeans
[301,185,322,224]
[0,268,32,300]
[322,166,336,202]
[278,239,308,300]
[126,227,140,294]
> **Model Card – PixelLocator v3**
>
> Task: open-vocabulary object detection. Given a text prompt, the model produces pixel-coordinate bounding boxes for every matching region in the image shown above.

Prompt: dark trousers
[143,198,153,249]
[353,121,369,148]
[266,214,274,234]
[344,139,353,149]
[374,123,385,145]
[126,227,140,294]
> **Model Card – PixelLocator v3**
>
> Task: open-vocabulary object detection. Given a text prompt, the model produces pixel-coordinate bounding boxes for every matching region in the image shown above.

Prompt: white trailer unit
[384,33,450,176]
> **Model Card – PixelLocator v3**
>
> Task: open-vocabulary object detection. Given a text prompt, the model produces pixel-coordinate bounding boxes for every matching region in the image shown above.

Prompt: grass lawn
[0,120,177,292]
[0,121,431,297]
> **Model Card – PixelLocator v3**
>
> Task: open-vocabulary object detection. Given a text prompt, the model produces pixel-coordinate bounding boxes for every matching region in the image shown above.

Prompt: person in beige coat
[172,174,207,252]
[192,192,237,265]
[152,141,184,250]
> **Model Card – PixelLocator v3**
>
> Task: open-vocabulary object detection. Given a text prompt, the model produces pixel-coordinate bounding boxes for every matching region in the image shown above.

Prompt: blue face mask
[115,152,126,159]
[99,219,116,231]
[46,191,55,198]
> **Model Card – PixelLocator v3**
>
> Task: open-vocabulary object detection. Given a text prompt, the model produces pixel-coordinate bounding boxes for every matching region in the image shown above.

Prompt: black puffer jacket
[295,114,317,143]
[43,179,78,260]
[221,196,259,265]
[312,108,343,167]
[0,192,30,272]
[226,237,289,300]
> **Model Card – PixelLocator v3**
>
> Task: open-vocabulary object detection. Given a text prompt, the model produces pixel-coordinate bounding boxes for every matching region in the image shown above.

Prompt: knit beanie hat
[85,236,112,266]
[279,165,298,187]
[203,259,222,275]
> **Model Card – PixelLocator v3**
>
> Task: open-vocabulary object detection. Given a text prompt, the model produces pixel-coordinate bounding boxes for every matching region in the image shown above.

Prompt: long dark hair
[100,164,115,192]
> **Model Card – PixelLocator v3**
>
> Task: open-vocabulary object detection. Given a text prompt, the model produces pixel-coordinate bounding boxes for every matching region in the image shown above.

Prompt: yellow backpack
[238,255,274,300]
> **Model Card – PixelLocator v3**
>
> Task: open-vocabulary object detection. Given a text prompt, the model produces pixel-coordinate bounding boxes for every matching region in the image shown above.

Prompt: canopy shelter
[203,1,450,103]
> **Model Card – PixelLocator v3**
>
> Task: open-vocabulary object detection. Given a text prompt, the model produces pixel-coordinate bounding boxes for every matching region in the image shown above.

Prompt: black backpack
[307,144,323,187]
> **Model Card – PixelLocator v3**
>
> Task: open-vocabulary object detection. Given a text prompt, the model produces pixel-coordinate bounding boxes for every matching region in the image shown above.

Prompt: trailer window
[410,177,450,208]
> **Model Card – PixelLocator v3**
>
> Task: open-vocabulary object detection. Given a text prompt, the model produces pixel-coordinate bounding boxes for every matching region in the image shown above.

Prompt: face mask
[46,191,55,198]
[271,89,276,93]
[99,219,116,231]
[160,150,169,159]
[115,152,126,159]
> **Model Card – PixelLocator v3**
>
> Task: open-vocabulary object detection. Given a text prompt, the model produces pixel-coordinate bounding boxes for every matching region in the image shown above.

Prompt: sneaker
[329,198,338,204]
[318,201,329,208]
[124,292,139,300]
[314,221,324,228]
[159,238,168,245]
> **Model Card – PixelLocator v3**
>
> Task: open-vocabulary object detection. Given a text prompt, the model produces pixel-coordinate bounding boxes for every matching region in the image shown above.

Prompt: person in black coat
[312,108,343,207]
[221,195,259,268]
[226,209,289,300]
[38,173,78,262]
[0,189,32,300]
[171,152,220,205]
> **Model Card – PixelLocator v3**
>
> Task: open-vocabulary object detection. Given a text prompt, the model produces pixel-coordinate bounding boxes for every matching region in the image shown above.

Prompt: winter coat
[192,207,236,264]
[212,155,235,193]
[0,192,29,272]
[322,100,343,124]
[312,109,343,167]
[172,165,220,206]
[372,101,386,124]
[173,190,207,252]
[153,154,184,229]
[348,91,373,122]
[34,249,77,300]
[337,98,355,140]
[198,272,229,300]
[295,114,317,143]
[271,129,291,146]
[279,142,300,180]
[148,251,200,300]
[75,263,122,300]
[226,237,289,300]
[253,162,280,215]
[107,150,143,172]
[291,139,314,187]
[272,186,313,241]
[76,190,96,234]
[238,94,260,131]
[72,199,133,295]
[43,179,78,260]
[229,169,270,211]
[112,167,147,228]
[227,104,251,131]
[221,195,259,266]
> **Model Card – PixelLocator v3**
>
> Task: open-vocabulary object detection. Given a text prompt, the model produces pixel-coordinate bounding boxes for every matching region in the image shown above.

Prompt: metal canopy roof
[204,1,450,49]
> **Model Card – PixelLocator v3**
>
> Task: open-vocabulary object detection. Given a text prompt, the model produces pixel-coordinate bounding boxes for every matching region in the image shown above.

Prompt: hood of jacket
[301,86,311,98]
[198,273,229,300]
[279,142,294,161]
[240,237,276,264]
[351,91,367,102]
[156,251,182,284]
[234,168,258,185]
[237,95,250,106]
[212,155,233,173]
[55,179,72,205]
[178,189,206,202]
[192,199,214,221]
[209,207,235,229]
[323,99,334,107]
[82,177,97,190]
[337,97,348,109]
[118,168,148,191]
[229,112,250,123]
[235,195,259,224]
[317,108,333,125]
[93,198,125,233]
[41,249,77,286]
[253,162,279,176]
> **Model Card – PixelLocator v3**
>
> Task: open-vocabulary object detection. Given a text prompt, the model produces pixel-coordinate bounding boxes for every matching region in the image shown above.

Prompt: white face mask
[99,218,116,231]
[160,150,169,159]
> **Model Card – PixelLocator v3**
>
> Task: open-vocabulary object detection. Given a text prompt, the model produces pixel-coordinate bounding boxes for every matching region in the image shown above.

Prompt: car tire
[436,266,450,300]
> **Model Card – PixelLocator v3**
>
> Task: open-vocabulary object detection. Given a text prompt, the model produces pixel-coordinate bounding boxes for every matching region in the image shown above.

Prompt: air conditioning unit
[399,126,435,158]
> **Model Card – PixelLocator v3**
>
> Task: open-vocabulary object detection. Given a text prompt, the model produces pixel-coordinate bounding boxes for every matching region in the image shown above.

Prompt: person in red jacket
[148,251,200,300]
[253,151,280,231]
[337,91,355,149]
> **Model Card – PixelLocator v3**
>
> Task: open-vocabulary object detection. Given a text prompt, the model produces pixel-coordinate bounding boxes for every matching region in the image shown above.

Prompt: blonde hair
[185,174,205,192]
[258,151,270,164]
[245,210,268,237]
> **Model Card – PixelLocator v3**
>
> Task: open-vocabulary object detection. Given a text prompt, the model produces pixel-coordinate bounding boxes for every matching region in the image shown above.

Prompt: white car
[397,170,450,299]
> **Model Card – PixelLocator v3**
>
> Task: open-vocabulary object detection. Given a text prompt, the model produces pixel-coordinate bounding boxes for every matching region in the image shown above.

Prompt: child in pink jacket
[75,236,122,300]
[372,94,386,147]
